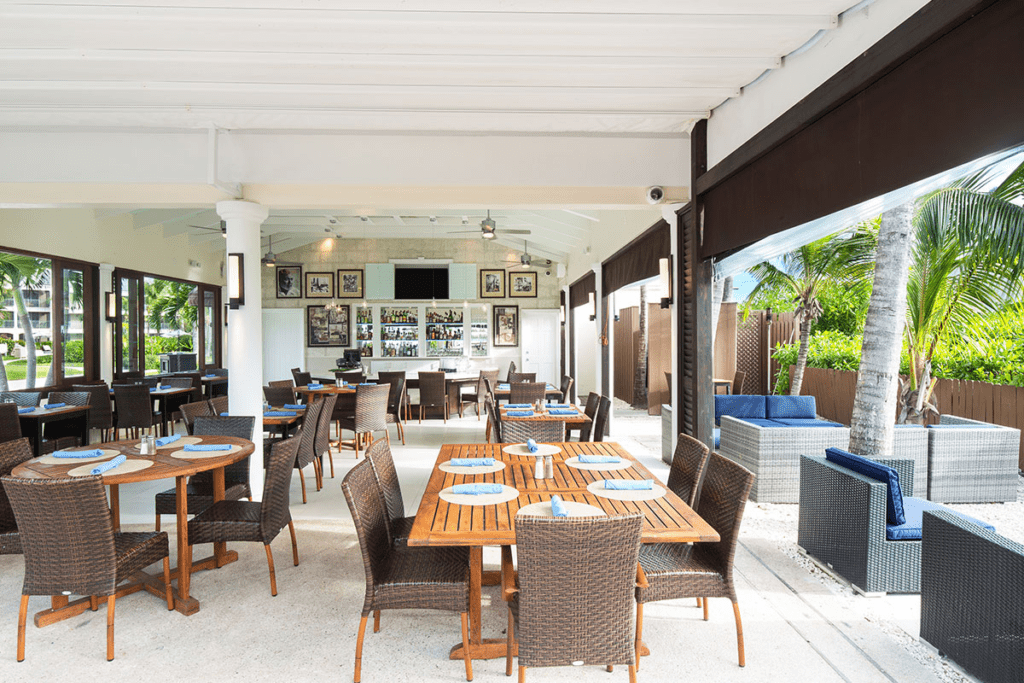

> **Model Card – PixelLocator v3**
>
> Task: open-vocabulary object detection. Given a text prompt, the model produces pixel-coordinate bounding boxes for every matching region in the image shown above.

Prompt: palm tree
[0,253,48,389]
[747,227,876,395]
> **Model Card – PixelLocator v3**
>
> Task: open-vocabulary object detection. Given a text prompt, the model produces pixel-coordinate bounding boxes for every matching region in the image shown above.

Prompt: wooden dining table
[498,403,591,427]
[10,435,254,625]
[263,405,305,438]
[408,441,720,661]
[491,382,564,402]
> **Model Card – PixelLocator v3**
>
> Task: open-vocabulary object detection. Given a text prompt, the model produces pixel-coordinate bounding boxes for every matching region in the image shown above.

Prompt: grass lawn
[2,357,83,382]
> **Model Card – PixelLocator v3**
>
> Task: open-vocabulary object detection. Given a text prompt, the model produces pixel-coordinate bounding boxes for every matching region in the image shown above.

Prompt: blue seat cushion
[713,427,720,449]
[825,447,906,526]
[772,418,843,428]
[714,395,766,426]
[765,395,817,419]
[886,497,995,541]
[737,418,779,428]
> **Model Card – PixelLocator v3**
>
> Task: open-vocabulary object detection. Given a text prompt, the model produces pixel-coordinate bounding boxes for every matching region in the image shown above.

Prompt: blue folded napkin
[155,434,181,447]
[358,382,377,386]
[219,412,229,416]
[546,404,571,409]
[548,409,579,416]
[546,384,558,390]
[307,383,323,390]
[578,455,621,464]
[160,385,171,390]
[18,407,34,414]
[550,495,568,517]
[283,404,305,410]
[183,444,232,452]
[449,458,495,467]
[44,402,66,409]
[53,449,104,459]
[507,410,534,417]
[604,479,653,490]
[497,384,510,391]
[505,403,532,409]
[149,388,157,392]
[204,374,217,378]
[264,411,297,417]
[526,438,539,453]
[450,483,503,495]
[91,455,126,475]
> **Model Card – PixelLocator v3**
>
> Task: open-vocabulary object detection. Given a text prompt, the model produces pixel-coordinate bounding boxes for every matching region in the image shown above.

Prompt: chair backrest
[177,372,203,402]
[501,419,564,444]
[0,403,24,444]
[112,384,155,429]
[383,377,405,416]
[261,433,300,538]
[559,376,575,404]
[418,371,447,408]
[577,392,601,441]
[163,377,193,394]
[342,459,393,603]
[313,394,337,457]
[693,453,755,579]
[477,370,499,397]
[354,384,390,433]
[508,371,536,384]
[209,395,229,416]
[2,474,118,596]
[365,438,406,540]
[732,370,746,395]
[505,360,517,382]
[666,433,711,509]
[263,385,295,407]
[485,396,501,443]
[509,382,546,405]
[377,370,406,394]
[72,383,113,430]
[592,396,611,442]
[268,379,294,389]
[514,514,643,668]
[46,391,91,407]
[1,392,41,407]
[180,399,213,434]
[291,368,312,386]
[192,415,256,488]
[484,377,497,405]
[295,399,323,469]
[0,438,34,550]
[342,372,366,385]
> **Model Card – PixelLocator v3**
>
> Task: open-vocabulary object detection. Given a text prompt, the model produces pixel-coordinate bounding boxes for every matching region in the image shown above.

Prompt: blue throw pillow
[886,497,995,541]
[766,395,817,419]
[714,395,766,426]
[825,447,906,526]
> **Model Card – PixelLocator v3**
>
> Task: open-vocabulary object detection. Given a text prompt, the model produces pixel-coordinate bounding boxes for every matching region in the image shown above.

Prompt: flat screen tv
[394,267,449,300]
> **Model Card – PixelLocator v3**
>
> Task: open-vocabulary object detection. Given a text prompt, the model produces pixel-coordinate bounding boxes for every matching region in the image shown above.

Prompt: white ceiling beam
[131,207,205,230]
[492,237,566,264]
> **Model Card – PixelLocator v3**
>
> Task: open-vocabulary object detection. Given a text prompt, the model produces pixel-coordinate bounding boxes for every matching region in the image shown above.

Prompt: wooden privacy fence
[796,366,1024,470]
[732,309,796,396]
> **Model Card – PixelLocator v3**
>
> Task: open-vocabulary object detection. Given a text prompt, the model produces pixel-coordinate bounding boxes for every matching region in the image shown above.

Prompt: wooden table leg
[469,546,482,644]
[108,484,120,532]
[174,475,199,615]
[211,467,227,567]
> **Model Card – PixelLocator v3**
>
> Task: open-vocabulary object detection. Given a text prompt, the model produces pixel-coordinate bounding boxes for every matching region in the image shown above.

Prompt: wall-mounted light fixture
[227,253,244,309]
[105,291,117,322]
[559,305,565,325]
[224,303,229,327]
[659,257,673,309]
[588,292,596,321]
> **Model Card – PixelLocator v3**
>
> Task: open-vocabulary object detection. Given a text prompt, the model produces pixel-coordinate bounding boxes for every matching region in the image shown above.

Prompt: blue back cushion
[825,447,906,526]
[714,395,765,426]
[773,418,843,427]
[886,497,995,541]
[766,395,817,419]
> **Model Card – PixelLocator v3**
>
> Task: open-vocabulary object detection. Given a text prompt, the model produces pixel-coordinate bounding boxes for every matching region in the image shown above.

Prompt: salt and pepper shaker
[544,455,554,479]
[146,434,156,452]
[534,455,545,480]
[140,435,151,455]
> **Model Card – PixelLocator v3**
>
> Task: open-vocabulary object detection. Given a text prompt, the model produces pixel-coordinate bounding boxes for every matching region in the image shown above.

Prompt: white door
[521,309,559,386]
[262,308,305,382]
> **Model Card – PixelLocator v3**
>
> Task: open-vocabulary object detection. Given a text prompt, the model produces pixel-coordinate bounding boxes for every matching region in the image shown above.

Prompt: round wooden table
[11,435,254,625]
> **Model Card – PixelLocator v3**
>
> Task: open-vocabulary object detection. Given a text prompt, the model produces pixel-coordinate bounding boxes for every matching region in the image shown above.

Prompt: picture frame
[493,304,519,347]
[480,268,506,298]
[337,268,364,299]
[307,305,350,347]
[304,272,334,299]
[275,265,302,299]
[508,271,538,298]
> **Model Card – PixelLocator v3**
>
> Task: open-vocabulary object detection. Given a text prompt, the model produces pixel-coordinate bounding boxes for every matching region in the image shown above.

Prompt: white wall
[573,305,597,398]
[563,211,663,285]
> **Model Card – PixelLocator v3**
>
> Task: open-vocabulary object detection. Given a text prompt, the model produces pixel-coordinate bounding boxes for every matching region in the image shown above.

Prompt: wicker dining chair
[509,382,546,406]
[0,403,23,445]
[501,419,565,444]
[365,438,415,548]
[180,399,213,435]
[268,379,295,389]
[503,513,644,682]
[0,438,33,555]
[72,383,114,442]
[592,395,611,443]
[209,395,229,416]
[291,368,313,387]
[505,360,517,382]
[2,473,173,661]
[313,393,337,483]
[175,372,204,402]
[486,395,502,444]
[417,371,449,423]
[508,372,537,384]
[290,400,323,503]
[39,391,92,453]
[459,370,499,419]
[263,385,295,408]
[636,453,755,668]
[112,383,160,439]
[667,433,711,510]
[559,375,575,405]
[378,371,410,422]
[731,370,746,395]
[342,372,366,385]
[0,392,41,408]
[153,415,255,531]
[188,435,301,597]
[382,377,406,445]
[342,384,390,457]
[342,459,473,683]
[567,392,601,442]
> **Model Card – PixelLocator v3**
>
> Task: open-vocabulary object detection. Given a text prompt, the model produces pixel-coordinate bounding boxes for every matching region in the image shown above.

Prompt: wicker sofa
[925,415,1020,503]
[798,449,994,594]
[920,509,1024,683]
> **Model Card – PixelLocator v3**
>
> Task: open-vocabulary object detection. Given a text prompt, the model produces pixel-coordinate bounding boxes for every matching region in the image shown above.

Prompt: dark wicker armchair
[667,433,711,509]
[268,379,294,389]
[503,514,644,681]
[112,383,160,439]
[509,381,546,406]
[72,383,114,442]
[365,438,414,547]
[40,391,91,452]
[417,371,448,423]
[338,384,390,458]
[558,375,575,404]
[501,419,565,444]
[592,395,611,442]
[568,392,601,442]
[209,395,228,416]
[188,434,301,597]
[460,370,499,419]
[508,371,537,384]
[180,399,213,435]
[486,395,502,444]
[291,400,323,503]
[378,371,410,423]
[381,377,406,445]
[342,459,472,683]
[505,360,517,382]
[2,473,173,661]
[0,392,40,408]
[636,453,754,668]
[291,368,312,386]
[0,403,23,445]
[0,438,34,555]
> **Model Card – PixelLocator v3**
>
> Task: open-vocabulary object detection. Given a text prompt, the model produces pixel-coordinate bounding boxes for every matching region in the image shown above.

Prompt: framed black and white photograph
[304,272,334,299]
[480,269,506,298]
[307,305,350,347]
[337,269,364,299]
[493,304,519,347]
[508,271,538,298]
[275,265,302,299]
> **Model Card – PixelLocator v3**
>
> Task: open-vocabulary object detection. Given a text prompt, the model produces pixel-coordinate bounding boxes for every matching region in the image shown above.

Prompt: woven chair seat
[637,544,728,603]
[114,531,170,579]
[153,482,250,517]
[372,545,470,613]
[187,500,266,544]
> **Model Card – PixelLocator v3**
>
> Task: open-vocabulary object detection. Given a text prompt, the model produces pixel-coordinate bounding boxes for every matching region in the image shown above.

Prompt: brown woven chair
[0,392,40,408]
[382,377,406,445]
[731,370,746,395]
[417,371,449,423]
[568,392,601,441]
[365,438,415,547]
[486,395,502,444]
[460,370,499,419]
[559,375,575,405]
[592,395,611,442]
[112,383,160,439]
[342,459,472,683]
[188,435,301,597]
[505,360,517,382]
[39,391,92,453]
[503,513,644,681]
[290,400,323,503]
[2,473,173,661]
[209,395,228,416]
[263,385,295,408]
[153,415,255,531]
[0,438,33,555]
[342,372,366,385]
[72,383,113,442]
[180,399,213,435]
[176,372,204,403]
[636,453,755,668]
[313,393,337,483]
[501,419,565,444]
[667,433,711,509]
[508,372,536,384]
[0,403,23,445]
[291,368,313,387]
[509,382,546,406]
[268,379,294,389]
[336,384,389,458]
[378,371,410,422]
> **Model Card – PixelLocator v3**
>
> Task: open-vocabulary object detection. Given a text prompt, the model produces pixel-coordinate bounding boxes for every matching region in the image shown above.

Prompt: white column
[592,263,605,432]
[217,200,269,498]
[99,262,115,383]
[665,205,680,462]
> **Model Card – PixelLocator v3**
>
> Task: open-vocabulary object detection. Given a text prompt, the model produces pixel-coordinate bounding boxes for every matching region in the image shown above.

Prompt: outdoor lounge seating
[798,448,995,594]
[925,415,1020,503]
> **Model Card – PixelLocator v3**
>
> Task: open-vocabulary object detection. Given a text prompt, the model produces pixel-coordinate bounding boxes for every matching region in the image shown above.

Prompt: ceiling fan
[448,210,531,240]
[261,235,301,267]
[504,241,535,270]
[188,219,226,238]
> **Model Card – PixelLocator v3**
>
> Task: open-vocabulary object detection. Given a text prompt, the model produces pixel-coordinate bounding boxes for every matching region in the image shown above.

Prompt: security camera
[646,186,665,204]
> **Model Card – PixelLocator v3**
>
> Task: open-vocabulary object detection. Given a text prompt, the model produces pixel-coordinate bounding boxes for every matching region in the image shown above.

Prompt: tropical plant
[0,252,49,390]
[746,225,877,395]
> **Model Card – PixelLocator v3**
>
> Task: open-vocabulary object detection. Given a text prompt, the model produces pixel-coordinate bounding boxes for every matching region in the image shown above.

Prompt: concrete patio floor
[1,404,1010,682]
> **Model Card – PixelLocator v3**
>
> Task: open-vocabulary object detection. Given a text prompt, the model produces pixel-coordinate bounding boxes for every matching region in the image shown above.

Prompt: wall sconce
[559,305,565,325]
[659,257,673,309]
[224,303,229,327]
[104,291,117,322]
[588,292,596,321]
[765,306,773,324]
[227,253,244,309]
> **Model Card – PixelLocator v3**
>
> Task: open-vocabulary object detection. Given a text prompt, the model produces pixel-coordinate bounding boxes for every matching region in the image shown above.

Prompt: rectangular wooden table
[408,441,720,661]
[492,383,563,402]
[499,404,591,426]
[17,404,91,455]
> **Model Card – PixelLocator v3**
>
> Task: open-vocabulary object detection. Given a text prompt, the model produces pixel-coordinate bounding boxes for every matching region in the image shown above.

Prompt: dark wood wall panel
[569,271,596,309]
[613,306,638,405]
